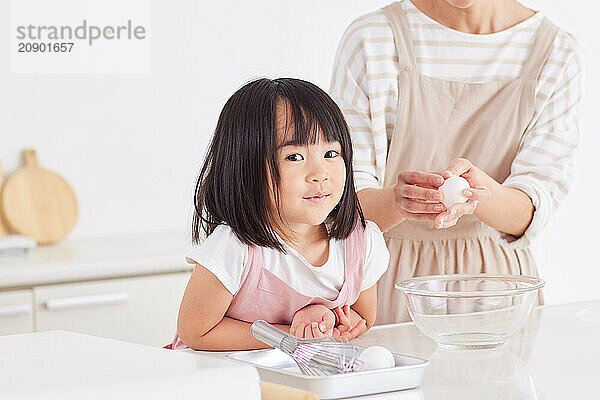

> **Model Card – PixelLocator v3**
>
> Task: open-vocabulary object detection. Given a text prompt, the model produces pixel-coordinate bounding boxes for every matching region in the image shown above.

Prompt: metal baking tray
[226,347,429,399]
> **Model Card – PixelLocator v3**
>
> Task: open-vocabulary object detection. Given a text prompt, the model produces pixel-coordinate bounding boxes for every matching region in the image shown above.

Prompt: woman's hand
[394,170,446,223]
[290,304,335,338]
[435,158,492,229]
[332,305,367,341]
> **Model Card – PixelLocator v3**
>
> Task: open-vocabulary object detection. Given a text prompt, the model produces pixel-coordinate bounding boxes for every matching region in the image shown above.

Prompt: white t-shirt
[186,221,390,299]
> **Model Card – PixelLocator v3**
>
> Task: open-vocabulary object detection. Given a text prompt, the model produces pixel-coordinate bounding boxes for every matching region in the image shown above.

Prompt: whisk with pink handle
[251,320,364,376]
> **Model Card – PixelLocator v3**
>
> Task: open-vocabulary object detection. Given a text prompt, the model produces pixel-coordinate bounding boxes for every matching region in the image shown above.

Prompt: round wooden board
[0,162,11,237]
[1,150,78,244]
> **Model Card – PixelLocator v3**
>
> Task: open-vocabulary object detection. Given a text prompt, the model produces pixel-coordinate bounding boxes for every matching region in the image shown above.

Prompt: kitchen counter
[2,301,598,399]
[346,299,600,399]
[0,231,194,289]
[0,330,261,399]
[192,300,600,399]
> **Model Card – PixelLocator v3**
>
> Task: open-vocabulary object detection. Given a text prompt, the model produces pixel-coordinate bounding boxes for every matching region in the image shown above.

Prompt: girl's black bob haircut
[192,77,365,251]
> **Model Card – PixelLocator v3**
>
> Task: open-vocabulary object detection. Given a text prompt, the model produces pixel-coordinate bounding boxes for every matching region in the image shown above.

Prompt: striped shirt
[329,0,583,248]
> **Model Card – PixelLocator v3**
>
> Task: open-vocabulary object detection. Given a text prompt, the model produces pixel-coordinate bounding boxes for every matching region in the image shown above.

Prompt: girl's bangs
[275,83,345,146]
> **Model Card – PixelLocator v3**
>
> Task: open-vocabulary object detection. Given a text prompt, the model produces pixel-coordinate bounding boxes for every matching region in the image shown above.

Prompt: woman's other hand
[394,170,446,223]
[435,158,492,229]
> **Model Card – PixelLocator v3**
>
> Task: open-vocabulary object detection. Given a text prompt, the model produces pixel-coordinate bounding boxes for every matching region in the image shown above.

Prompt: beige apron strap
[520,17,560,80]
[381,1,418,71]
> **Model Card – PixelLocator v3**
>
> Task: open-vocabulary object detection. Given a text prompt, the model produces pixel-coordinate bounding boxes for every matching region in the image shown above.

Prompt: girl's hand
[435,158,492,229]
[290,304,335,338]
[332,305,368,341]
[394,170,445,223]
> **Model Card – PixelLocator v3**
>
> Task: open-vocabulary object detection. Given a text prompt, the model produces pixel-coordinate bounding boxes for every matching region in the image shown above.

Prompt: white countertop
[190,300,600,399]
[0,231,194,289]
[346,299,600,399]
[2,301,598,399]
[0,330,260,400]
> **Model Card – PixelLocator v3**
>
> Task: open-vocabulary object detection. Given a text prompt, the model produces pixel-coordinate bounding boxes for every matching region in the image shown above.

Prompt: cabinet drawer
[35,272,190,346]
[0,289,34,335]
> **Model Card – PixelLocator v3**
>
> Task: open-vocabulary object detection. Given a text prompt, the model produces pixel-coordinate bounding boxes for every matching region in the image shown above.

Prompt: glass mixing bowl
[395,274,545,350]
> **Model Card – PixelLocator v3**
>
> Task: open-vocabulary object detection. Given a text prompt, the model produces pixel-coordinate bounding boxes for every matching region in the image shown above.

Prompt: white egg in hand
[355,346,395,372]
[438,176,470,208]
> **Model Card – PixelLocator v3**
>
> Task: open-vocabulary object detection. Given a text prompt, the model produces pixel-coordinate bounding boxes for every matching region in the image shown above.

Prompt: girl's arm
[333,284,378,339]
[177,263,289,351]
[349,284,377,329]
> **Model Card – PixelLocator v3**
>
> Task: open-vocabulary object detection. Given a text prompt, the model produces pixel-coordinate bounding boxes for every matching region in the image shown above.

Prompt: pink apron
[166,224,366,349]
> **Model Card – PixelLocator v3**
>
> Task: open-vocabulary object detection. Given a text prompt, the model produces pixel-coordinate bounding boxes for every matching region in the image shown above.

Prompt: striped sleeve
[329,11,397,192]
[497,32,583,248]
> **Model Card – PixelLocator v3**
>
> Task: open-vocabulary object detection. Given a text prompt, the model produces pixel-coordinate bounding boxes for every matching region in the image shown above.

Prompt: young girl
[168,78,389,351]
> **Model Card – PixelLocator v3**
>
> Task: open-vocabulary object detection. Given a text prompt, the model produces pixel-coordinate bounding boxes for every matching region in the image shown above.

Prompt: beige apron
[377,2,558,324]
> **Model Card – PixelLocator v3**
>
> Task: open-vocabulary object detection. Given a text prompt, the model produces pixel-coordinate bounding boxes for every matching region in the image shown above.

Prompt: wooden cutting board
[1,150,78,244]
[260,381,318,400]
[0,162,11,237]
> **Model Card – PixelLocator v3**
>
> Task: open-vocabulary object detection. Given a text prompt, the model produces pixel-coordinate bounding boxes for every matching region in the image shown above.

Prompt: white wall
[521,1,598,304]
[1,1,597,304]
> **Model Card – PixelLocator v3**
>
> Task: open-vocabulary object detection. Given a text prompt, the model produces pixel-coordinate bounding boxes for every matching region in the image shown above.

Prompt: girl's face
[269,106,347,235]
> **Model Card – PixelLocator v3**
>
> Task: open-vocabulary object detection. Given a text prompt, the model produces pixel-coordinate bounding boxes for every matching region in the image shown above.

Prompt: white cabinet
[0,289,34,335]
[0,232,194,346]
[34,272,190,347]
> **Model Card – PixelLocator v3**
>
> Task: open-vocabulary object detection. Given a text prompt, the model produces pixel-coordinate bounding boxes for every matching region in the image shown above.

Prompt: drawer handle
[45,292,129,311]
[0,303,32,317]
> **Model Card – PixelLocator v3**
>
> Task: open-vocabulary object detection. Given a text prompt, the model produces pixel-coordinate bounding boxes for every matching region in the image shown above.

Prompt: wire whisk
[251,320,363,376]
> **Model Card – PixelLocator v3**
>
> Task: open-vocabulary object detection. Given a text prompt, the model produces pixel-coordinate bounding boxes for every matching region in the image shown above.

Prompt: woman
[330,0,582,324]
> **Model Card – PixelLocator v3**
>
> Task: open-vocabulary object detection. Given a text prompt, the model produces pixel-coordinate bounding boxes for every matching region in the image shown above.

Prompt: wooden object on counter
[1,149,78,244]
[260,381,319,400]
[0,162,10,237]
